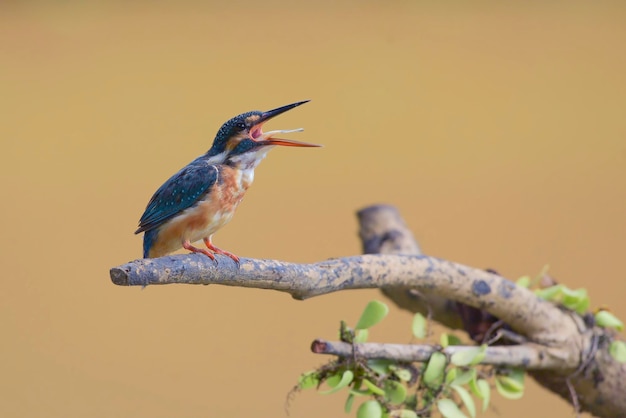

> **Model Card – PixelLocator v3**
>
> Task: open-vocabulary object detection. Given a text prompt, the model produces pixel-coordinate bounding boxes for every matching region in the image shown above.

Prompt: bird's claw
[219,251,240,268]
[202,238,240,268]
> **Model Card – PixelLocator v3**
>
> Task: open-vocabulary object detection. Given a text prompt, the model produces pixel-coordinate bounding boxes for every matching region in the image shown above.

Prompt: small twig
[310,339,575,370]
[565,378,581,418]
[570,332,600,379]
[482,319,507,345]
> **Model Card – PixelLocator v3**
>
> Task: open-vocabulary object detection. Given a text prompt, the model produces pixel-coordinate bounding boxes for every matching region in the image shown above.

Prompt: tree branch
[358,205,464,331]
[354,206,626,417]
[110,204,626,417]
[311,339,568,370]
[111,253,576,346]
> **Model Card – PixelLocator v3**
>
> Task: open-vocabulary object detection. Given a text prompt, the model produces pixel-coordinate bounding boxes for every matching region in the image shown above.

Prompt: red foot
[183,241,216,262]
[203,237,240,265]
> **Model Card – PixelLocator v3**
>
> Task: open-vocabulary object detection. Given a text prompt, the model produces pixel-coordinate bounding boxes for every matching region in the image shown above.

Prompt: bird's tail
[143,229,159,258]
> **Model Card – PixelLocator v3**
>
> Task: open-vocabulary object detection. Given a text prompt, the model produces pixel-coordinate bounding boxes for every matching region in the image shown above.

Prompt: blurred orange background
[1,2,625,417]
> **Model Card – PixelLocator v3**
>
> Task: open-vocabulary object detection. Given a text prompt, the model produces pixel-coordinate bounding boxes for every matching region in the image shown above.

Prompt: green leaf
[355,329,369,343]
[477,379,490,411]
[609,341,626,363]
[357,400,383,418]
[437,398,468,418]
[412,313,427,339]
[298,371,319,390]
[571,295,590,315]
[325,372,342,388]
[450,346,486,366]
[451,369,476,386]
[392,367,412,382]
[471,345,487,365]
[367,359,393,376]
[515,276,531,288]
[320,370,354,394]
[350,388,372,396]
[468,375,480,397]
[495,369,525,400]
[448,335,463,346]
[445,367,458,384]
[356,301,389,330]
[423,352,447,388]
[450,385,476,418]
[535,285,563,301]
[440,334,462,348]
[505,368,524,388]
[561,288,589,313]
[345,394,355,413]
[595,310,624,331]
[440,334,449,348]
[495,377,524,400]
[469,377,491,410]
[384,380,407,405]
[362,378,386,396]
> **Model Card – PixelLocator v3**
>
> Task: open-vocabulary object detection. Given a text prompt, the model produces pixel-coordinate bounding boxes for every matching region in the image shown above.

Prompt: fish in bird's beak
[250,100,322,148]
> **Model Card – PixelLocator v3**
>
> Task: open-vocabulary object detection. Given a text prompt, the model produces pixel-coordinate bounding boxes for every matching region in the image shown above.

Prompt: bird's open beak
[250,100,322,148]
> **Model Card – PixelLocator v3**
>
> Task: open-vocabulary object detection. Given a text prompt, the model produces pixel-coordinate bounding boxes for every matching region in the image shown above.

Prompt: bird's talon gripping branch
[182,240,216,261]
[134,100,320,261]
[203,238,240,265]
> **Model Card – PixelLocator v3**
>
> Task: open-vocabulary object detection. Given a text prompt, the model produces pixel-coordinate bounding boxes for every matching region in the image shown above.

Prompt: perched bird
[135,100,320,263]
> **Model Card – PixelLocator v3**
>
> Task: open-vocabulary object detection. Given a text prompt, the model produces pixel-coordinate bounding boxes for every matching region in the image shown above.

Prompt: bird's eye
[237,122,246,131]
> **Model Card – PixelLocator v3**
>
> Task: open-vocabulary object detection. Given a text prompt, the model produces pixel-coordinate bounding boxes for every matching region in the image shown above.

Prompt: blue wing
[135,158,219,234]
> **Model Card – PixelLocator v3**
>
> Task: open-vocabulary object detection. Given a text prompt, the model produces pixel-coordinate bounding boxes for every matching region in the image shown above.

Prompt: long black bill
[258,100,310,124]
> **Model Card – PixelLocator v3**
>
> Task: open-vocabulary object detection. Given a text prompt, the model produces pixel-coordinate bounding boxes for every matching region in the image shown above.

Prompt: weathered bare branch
[311,339,570,370]
[355,205,626,417]
[109,204,626,417]
[111,253,577,346]
[358,205,463,331]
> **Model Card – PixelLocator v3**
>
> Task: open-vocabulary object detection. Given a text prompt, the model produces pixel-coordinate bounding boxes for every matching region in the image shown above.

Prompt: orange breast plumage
[147,165,250,258]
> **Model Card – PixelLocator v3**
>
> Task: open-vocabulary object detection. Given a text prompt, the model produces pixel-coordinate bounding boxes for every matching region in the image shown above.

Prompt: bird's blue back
[135,156,219,235]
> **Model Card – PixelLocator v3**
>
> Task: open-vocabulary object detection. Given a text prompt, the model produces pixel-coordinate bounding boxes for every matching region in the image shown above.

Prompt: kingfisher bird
[135,100,320,263]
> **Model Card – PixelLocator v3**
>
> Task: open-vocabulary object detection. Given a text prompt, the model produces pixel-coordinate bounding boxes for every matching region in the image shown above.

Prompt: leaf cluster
[295,268,626,416]
[297,301,524,417]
